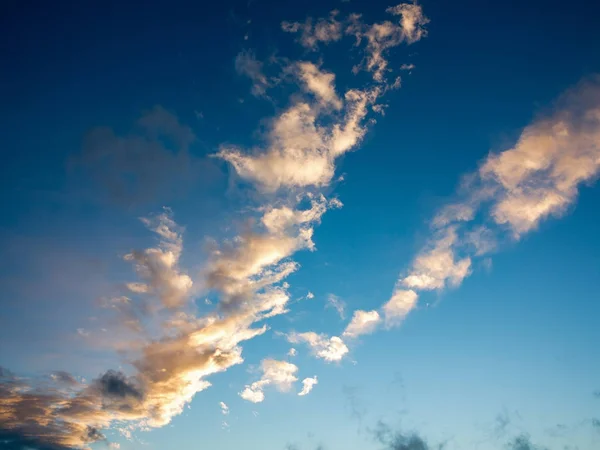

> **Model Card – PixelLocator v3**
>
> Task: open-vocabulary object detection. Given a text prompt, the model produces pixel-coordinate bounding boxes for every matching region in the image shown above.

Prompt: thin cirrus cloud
[0,3,428,448]
[326,293,347,319]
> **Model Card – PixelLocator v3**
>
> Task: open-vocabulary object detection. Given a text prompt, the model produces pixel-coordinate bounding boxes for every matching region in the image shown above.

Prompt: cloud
[298,376,318,396]
[373,75,600,377]
[326,294,346,319]
[479,77,600,236]
[343,310,381,338]
[382,289,418,326]
[235,50,270,97]
[287,332,349,362]
[347,3,429,81]
[221,6,428,193]
[400,228,471,291]
[288,348,298,357]
[239,359,299,403]
[372,421,443,450]
[391,76,600,303]
[295,62,343,109]
[0,3,431,446]
[505,434,549,450]
[282,10,343,50]
[218,87,378,191]
[123,208,193,309]
[95,370,143,401]
[75,106,216,207]
[219,401,230,415]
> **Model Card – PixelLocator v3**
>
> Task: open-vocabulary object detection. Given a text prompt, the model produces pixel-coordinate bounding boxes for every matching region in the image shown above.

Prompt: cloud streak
[377,75,600,331]
[0,3,429,447]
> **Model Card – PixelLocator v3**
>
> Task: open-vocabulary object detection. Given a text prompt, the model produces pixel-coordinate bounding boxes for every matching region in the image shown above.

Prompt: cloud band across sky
[0,3,430,448]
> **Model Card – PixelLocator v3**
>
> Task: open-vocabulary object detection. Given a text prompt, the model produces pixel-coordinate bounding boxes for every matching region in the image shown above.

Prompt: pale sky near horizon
[1,1,600,449]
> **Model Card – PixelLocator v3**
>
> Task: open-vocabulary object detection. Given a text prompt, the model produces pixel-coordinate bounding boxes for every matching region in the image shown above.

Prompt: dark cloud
[0,429,71,450]
[95,370,143,401]
[72,105,222,208]
[505,434,549,450]
[372,421,445,450]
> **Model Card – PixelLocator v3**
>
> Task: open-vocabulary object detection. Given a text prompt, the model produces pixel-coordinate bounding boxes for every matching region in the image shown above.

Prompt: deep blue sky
[1,1,600,449]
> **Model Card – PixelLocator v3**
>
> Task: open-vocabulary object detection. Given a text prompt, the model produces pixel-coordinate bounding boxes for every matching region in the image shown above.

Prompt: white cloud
[288,348,297,357]
[221,6,426,193]
[296,62,342,109]
[382,77,600,334]
[347,3,429,82]
[343,310,381,338]
[298,376,318,396]
[218,88,378,192]
[382,289,418,326]
[0,4,432,448]
[124,208,193,308]
[326,294,346,319]
[240,386,265,403]
[239,359,299,403]
[287,332,349,362]
[386,3,430,44]
[219,401,229,415]
[400,228,471,291]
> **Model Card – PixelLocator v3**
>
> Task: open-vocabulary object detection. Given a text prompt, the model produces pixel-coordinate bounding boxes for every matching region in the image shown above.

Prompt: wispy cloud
[0,2,429,447]
[235,50,271,97]
[326,294,346,319]
[219,401,230,415]
[379,75,600,331]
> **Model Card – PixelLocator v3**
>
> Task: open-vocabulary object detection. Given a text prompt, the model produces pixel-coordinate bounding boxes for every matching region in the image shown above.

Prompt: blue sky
[1,1,600,449]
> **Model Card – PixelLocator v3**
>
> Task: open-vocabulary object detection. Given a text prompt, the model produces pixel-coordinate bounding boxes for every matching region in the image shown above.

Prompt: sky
[1,0,600,449]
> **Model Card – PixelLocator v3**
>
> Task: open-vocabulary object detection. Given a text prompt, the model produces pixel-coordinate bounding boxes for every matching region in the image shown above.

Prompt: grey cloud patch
[74,106,221,207]
[95,370,143,401]
[505,434,549,450]
[0,429,93,450]
[372,421,445,450]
